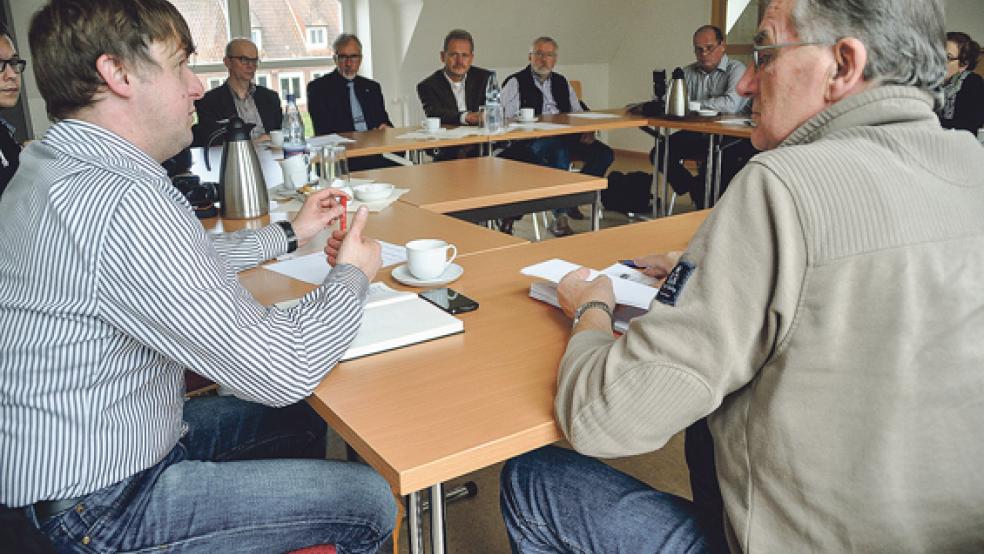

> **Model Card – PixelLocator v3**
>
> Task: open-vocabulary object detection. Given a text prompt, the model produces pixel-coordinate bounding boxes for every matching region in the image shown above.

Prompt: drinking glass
[318,145,350,189]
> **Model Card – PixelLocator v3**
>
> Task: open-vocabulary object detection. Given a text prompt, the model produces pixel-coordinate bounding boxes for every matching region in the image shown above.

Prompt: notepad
[276,282,464,361]
[521,259,660,332]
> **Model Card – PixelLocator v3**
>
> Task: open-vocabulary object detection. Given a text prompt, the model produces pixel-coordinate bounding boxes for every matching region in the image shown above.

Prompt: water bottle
[483,71,503,134]
[282,93,305,158]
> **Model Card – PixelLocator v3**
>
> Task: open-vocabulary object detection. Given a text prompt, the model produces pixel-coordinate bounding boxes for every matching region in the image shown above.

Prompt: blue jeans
[527,136,614,218]
[500,420,726,553]
[33,396,396,553]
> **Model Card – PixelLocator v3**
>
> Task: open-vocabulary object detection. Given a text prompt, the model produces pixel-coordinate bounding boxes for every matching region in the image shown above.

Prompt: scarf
[941,70,970,120]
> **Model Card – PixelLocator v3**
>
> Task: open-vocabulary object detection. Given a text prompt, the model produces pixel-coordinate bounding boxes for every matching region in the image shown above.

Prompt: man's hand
[253,133,271,143]
[376,123,392,130]
[579,132,596,144]
[291,188,348,245]
[325,206,381,281]
[557,267,616,319]
[464,111,481,126]
[632,251,683,281]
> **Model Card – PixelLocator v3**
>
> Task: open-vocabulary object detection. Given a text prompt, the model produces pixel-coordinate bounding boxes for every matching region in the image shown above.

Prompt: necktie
[348,81,368,132]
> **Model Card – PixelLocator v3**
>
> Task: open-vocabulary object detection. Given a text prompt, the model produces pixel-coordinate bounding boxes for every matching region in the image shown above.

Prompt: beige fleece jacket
[556,86,984,552]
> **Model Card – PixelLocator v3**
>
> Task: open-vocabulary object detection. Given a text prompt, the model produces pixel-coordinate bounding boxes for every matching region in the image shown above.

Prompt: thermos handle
[203,119,230,171]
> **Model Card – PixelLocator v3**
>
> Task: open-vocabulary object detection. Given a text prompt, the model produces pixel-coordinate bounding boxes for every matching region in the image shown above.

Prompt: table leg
[430,483,447,554]
[659,127,671,217]
[703,134,715,210]
[713,136,723,207]
[592,191,601,231]
[408,491,424,554]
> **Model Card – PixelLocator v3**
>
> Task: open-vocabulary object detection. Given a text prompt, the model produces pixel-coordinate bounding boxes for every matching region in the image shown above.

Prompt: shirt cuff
[325,263,370,301]
[255,224,292,259]
[459,111,469,125]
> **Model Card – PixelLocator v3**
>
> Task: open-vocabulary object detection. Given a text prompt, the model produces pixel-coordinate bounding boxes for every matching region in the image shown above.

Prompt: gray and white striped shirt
[0,120,368,507]
[683,54,751,114]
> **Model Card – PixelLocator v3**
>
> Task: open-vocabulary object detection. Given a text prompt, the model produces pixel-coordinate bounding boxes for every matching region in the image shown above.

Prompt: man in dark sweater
[416,29,491,161]
[192,38,282,147]
[307,33,396,171]
[501,36,613,236]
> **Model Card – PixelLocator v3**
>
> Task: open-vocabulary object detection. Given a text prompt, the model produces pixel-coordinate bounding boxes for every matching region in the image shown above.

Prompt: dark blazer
[0,120,20,198]
[417,66,492,125]
[192,82,282,147]
[307,70,393,135]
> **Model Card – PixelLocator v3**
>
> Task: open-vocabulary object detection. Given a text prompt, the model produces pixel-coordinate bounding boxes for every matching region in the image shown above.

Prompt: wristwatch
[572,301,614,330]
[275,220,298,253]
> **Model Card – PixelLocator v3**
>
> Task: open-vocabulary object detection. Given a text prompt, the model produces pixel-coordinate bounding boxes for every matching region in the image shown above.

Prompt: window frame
[278,71,306,103]
[307,26,328,49]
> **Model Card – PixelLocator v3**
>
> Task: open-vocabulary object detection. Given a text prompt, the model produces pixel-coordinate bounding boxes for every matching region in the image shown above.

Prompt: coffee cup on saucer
[688,101,701,113]
[421,117,441,133]
[518,107,536,122]
[406,239,457,281]
[269,129,284,147]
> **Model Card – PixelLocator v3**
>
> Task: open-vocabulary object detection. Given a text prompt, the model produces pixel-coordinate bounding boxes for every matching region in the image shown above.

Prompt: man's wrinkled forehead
[756,0,796,45]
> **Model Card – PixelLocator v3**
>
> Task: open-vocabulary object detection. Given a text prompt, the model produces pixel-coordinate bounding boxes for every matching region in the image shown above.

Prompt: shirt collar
[226,79,256,99]
[443,70,467,87]
[530,66,552,85]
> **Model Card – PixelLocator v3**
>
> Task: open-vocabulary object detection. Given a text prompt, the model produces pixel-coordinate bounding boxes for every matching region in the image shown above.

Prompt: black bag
[602,171,653,214]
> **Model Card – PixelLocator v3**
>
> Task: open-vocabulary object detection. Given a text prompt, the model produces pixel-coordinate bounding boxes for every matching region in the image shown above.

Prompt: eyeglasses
[0,58,27,74]
[751,41,830,69]
[531,51,557,59]
[229,55,259,65]
[947,55,960,62]
[335,54,363,62]
[694,43,721,55]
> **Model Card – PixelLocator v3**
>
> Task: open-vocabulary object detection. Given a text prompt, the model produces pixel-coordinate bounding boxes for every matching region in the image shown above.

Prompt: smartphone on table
[418,288,479,314]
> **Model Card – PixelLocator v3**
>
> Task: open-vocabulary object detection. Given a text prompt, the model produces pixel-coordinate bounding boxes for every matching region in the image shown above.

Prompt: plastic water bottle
[282,94,305,158]
[483,71,503,133]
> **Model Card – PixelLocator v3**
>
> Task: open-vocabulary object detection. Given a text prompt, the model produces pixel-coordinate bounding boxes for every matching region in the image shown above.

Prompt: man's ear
[828,37,868,102]
[94,53,134,98]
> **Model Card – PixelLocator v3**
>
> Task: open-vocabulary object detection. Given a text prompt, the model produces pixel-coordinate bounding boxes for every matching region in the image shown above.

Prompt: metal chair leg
[531,212,541,241]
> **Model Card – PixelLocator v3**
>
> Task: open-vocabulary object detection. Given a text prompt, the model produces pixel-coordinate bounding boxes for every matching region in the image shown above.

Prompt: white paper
[599,263,661,287]
[567,112,619,119]
[307,134,355,147]
[264,241,407,285]
[520,258,658,310]
[507,122,570,131]
[718,118,754,126]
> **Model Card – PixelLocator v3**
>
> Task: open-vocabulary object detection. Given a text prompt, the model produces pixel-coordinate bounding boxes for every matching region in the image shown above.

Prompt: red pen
[339,195,347,231]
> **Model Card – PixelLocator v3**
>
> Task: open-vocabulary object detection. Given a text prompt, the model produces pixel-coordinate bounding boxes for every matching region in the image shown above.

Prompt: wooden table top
[648,114,755,139]
[300,210,710,494]
[207,202,527,306]
[353,157,607,214]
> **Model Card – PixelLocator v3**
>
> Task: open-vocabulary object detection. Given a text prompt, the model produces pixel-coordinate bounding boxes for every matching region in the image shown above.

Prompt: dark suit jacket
[417,66,492,125]
[192,82,282,147]
[307,70,392,135]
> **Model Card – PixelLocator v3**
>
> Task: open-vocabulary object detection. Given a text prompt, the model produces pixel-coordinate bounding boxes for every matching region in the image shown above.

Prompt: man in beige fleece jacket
[500,0,984,552]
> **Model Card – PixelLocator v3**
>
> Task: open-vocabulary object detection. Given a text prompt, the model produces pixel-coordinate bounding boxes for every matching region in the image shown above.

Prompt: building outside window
[171,0,346,135]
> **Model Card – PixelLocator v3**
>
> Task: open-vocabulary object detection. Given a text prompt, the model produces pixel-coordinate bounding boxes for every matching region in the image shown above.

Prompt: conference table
[236,209,709,553]
[358,157,608,231]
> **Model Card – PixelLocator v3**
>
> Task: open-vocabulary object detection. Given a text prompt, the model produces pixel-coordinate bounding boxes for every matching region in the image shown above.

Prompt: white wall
[945,0,984,43]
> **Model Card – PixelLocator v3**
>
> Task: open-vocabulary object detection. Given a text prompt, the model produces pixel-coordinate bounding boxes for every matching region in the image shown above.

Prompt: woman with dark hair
[939,31,984,132]
[0,23,25,196]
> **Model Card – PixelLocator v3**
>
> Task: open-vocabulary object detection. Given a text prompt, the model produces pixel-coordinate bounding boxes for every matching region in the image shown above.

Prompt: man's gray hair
[333,33,362,53]
[530,36,558,53]
[788,0,946,104]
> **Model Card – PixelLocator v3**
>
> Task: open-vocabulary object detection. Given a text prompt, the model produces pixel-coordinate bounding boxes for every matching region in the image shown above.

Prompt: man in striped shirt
[0,1,395,552]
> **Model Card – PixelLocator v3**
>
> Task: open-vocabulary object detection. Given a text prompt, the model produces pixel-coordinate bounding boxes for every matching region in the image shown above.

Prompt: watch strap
[572,301,614,330]
[275,220,298,253]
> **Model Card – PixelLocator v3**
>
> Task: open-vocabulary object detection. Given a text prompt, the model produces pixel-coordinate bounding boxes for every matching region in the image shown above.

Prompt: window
[207,77,224,90]
[307,26,328,49]
[251,28,262,51]
[311,71,327,80]
[255,73,270,89]
[279,72,305,103]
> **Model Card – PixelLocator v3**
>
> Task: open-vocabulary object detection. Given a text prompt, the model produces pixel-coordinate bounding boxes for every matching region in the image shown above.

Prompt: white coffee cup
[281,154,310,189]
[688,101,701,113]
[269,129,284,147]
[421,117,441,132]
[519,107,535,121]
[406,239,457,280]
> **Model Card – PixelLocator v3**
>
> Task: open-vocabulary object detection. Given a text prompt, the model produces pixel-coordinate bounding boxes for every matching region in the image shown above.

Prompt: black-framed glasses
[0,58,27,74]
[335,54,363,62]
[947,55,960,62]
[229,55,259,65]
[694,42,721,55]
[751,41,830,69]
[531,51,557,59]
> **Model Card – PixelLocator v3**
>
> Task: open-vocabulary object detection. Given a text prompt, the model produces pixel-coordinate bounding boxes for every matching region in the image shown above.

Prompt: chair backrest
[570,79,583,101]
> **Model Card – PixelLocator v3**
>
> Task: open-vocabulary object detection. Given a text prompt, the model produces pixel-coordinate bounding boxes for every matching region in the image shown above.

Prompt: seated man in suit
[192,38,282,146]
[501,36,613,236]
[307,33,396,171]
[652,25,757,209]
[416,29,491,161]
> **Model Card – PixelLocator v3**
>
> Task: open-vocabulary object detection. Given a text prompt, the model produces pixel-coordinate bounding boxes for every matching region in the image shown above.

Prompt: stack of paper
[521,258,659,332]
[264,241,407,284]
[307,134,356,147]
[275,283,463,361]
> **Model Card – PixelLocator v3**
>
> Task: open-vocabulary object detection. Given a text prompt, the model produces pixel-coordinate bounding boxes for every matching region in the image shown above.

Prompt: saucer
[697,109,719,117]
[516,116,538,124]
[392,263,463,287]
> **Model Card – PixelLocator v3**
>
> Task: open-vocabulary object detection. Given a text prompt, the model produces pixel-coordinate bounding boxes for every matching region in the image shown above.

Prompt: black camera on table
[172,175,218,219]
